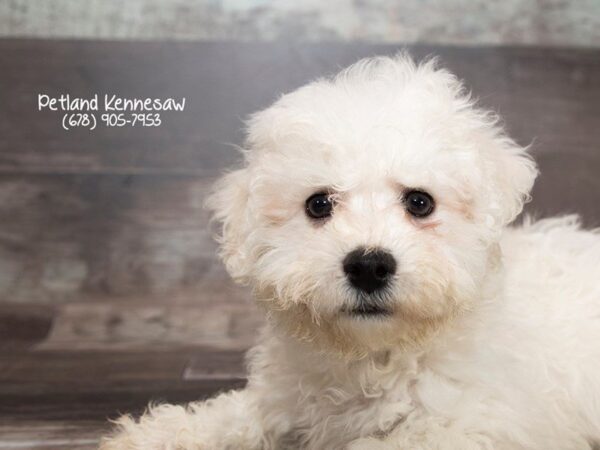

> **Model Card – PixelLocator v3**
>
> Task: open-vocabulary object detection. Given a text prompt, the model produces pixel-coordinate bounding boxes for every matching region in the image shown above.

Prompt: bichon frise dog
[101,54,600,450]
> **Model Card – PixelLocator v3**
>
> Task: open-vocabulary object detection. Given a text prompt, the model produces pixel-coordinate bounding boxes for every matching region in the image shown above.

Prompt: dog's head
[207,54,537,357]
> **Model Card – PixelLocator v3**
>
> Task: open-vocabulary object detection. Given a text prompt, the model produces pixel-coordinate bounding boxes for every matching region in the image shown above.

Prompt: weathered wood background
[1,0,599,46]
[0,40,599,448]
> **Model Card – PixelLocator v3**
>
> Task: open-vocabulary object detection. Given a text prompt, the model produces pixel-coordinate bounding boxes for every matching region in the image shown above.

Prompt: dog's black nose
[342,247,397,294]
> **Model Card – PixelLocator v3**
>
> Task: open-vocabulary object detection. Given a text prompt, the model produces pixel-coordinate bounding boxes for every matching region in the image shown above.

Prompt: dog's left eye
[306,192,333,219]
[404,190,435,218]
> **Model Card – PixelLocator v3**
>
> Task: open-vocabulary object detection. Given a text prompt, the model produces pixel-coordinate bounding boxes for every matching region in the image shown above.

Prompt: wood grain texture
[0,421,107,450]
[0,350,245,420]
[40,301,261,350]
[0,349,245,449]
[1,0,600,47]
[0,304,54,350]
[0,174,235,303]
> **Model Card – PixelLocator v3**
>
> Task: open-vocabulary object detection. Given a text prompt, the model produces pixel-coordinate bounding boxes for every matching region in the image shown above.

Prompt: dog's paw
[99,429,204,450]
[98,432,136,450]
[98,418,172,450]
[98,409,205,450]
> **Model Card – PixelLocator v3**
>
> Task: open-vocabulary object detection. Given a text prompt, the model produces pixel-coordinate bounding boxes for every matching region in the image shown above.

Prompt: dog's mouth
[345,304,392,318]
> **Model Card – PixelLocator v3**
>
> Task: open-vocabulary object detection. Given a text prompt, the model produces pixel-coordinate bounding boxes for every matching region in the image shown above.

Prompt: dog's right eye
[305,192,333,220]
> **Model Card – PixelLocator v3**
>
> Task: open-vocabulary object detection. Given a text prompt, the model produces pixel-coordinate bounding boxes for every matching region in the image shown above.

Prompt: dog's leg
[99,388,271,450]
[346,411,596,450]
[346,431,496,450]
[345,414,500,450]
[347,434,494,450]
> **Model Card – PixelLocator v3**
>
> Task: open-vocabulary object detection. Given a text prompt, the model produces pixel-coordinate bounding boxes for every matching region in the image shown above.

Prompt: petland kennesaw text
[38,94,186,112]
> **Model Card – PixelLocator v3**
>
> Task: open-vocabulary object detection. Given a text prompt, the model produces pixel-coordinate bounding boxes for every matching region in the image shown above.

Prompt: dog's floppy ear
[484,139,538,227]
[206,167,253,282]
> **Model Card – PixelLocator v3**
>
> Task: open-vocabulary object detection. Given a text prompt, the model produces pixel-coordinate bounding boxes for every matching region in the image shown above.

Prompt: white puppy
[101,54,600,449]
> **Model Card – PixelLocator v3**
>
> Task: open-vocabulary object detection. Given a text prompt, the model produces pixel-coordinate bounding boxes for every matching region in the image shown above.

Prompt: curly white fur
[100,54,600,450]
